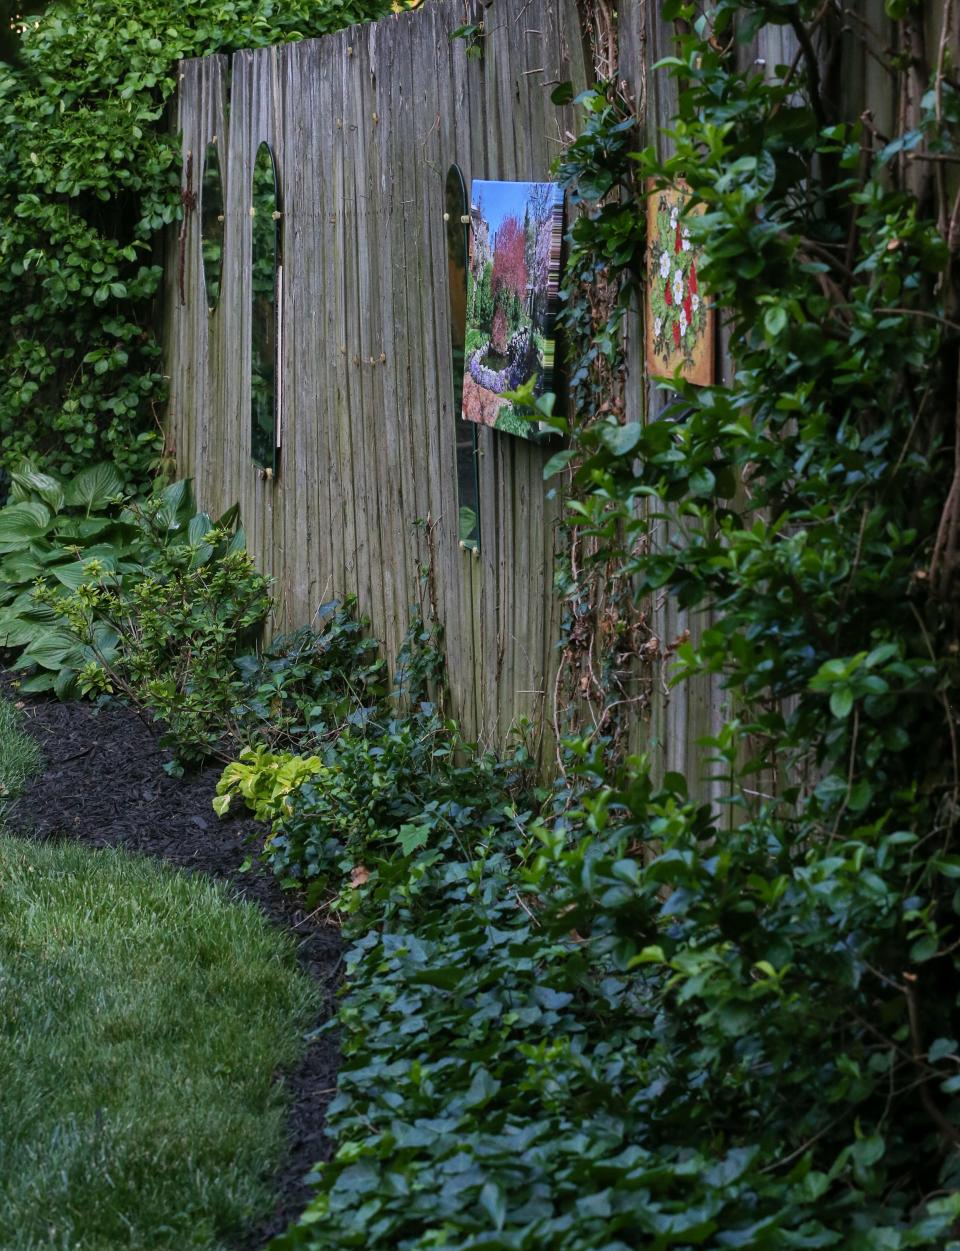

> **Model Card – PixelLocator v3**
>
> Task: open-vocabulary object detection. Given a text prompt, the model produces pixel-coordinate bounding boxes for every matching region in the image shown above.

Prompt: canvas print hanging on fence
[461,180,563,439]
[646,181,714,386]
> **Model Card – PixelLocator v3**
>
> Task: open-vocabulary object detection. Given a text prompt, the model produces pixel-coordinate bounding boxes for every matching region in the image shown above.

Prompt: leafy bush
[252,4,960,1248]
[47,485,271,761]
[0,460,139,693]
[0,469,278,761]
[0,0,395,481]
[231,609,387,749]
[262,745,960,1249]
[219,616,534,897]
[254,712,524,894]
[0,460,391,766]
[215,747,326,824]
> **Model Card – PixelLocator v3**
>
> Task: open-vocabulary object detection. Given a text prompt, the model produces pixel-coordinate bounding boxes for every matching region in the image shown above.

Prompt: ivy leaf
[928,1038,958,1063]
[479,1181,507,1231]
[543,448,575,479]
[550,81,574,106]
[397,823,430,855]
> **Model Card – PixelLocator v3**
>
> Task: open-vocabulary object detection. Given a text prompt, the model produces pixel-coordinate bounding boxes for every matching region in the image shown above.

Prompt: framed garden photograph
[461,179,564,440]
[645,180,714,387]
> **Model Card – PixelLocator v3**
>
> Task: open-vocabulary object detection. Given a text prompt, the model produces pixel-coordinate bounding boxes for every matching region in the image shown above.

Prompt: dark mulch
[2,684,340,1250]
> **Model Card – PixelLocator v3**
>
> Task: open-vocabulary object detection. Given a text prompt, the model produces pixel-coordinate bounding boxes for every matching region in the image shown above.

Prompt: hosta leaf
[225,526,247,555]
[50,559,110,589]
[17,629,84,671]
[0,555,44,583]
[63,462,124,512]
[91,621,119,662]
[9,468,65,513]
[17,671,57,693]
[0,502,53,548]
[187,512,214,545]
[0,615,49,647]
[155,478,196,531]
[53,666,79,699]
[54,514,115,540]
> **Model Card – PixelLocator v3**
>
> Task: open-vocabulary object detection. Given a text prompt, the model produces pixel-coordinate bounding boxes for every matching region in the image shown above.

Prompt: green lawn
[0,698,41,796]
[0,703,321,1250]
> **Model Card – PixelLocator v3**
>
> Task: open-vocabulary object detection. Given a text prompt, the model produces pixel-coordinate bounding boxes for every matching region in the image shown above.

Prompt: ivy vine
[0,0,394,484]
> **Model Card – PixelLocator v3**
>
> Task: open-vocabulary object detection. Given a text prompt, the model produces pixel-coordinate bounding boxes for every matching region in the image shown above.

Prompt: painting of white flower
[646,178,714,385]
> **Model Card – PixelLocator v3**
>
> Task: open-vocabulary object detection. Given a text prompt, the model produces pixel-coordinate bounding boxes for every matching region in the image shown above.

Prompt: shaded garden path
[3,685,340,1250]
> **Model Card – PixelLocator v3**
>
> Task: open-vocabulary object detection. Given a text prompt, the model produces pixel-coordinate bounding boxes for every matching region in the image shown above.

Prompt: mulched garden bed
[2,682,340,1250]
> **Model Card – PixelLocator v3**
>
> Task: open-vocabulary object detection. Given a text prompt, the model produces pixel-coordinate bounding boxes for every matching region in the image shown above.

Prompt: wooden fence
[166,0,589,759]
[166,0,911,775]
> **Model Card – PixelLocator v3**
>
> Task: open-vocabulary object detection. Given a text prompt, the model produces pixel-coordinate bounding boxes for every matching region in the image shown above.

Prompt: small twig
[759,1110,849,1175]
[905,979,960,1146]
[60,745,94,764]
[875,307,960,334]
[514,890,541,926]
[934,0,955,237]
[908,602,959,800]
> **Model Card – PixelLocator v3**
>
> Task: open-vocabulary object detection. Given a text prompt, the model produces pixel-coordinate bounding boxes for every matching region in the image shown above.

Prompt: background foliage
[0,0,394,484]
[3,0,960,1247]
[261,1,960,1247]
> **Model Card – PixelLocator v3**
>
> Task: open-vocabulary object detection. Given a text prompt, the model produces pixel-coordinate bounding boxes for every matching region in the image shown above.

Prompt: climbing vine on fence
[240,6,960,1247]
[540,0,960,1224]
[0,0,394,485]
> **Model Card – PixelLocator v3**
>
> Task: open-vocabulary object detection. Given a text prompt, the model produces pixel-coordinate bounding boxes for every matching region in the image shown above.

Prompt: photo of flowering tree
[645,181,714,386]
[461,180,563,439]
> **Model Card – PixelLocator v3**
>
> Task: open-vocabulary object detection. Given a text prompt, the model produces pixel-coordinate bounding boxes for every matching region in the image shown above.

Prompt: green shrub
[0,462,391,766]
[0,0,395,482]
[265,716,516,890]
[231,609,387,748]
[263,742,960,1249]
[53,497,272,762]
[0,467,279,763]
[0,460,140,693]
[259,4,960,1247]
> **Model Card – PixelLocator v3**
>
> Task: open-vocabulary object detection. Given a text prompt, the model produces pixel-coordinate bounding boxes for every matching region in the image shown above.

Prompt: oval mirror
[446,164,479,552]
[251,141,279,473]
[201,138,224,312]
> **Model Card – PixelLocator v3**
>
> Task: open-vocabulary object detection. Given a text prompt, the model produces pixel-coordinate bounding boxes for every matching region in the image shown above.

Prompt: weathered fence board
[617,6,808,798]
[169,0,898,775]
[167,0,588,756]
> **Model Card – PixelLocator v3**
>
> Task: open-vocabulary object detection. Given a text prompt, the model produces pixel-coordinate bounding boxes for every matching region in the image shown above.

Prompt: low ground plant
[234,4,960,1246]
[0,465,391,764]
[0,469,251,707]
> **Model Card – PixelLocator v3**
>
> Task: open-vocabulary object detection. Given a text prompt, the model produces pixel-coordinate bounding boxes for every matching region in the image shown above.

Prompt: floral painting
[646,181,714,386]
[461,180,564,440]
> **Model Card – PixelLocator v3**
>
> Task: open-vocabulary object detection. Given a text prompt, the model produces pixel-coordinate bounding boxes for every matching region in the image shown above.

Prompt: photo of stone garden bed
[460,180,562,439]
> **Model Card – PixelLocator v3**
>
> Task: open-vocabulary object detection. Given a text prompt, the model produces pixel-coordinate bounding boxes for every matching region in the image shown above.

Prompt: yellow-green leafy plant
[214,748,324,823]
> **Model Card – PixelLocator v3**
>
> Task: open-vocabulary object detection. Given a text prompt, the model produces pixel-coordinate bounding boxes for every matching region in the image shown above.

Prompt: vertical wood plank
[167,0,590,758]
